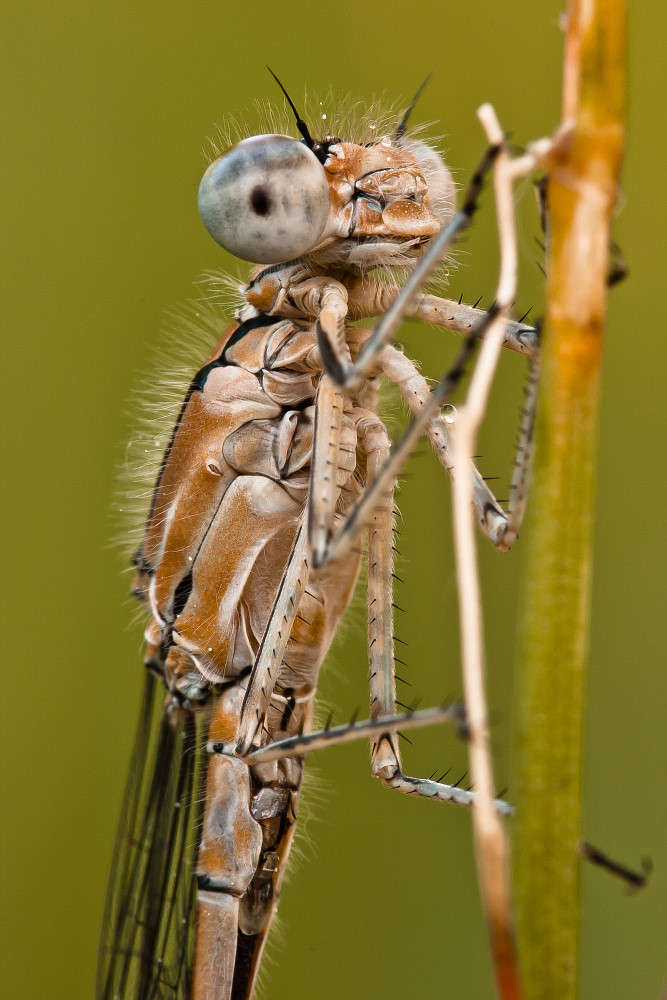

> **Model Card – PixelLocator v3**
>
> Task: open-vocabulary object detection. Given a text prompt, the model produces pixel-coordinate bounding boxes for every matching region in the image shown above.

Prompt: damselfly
[97,78,538,1000]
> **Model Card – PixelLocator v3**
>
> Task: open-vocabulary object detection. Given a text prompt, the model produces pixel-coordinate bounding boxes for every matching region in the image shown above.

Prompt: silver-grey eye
[198,134,330,264]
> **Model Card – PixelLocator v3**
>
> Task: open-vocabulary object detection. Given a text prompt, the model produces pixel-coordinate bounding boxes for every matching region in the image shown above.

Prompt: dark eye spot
[250,186,271,216]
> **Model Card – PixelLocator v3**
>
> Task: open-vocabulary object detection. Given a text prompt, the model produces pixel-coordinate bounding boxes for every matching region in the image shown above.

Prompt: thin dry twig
[451,105,555,1000]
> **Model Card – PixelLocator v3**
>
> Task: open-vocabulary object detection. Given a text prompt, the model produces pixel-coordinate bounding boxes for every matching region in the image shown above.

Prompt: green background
[3,3,665,998]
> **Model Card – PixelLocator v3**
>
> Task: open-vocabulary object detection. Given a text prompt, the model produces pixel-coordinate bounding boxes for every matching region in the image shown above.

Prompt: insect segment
[98,96,538,1000]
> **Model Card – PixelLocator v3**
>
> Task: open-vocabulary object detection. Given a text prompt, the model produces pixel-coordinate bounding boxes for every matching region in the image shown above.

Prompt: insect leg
[235,523,311,757]
[307,375,345,563]
[242,705,467,764]
[346,280,537,356]
[379,342,540,551]
[360,413,510,812]
[408,293,538,356]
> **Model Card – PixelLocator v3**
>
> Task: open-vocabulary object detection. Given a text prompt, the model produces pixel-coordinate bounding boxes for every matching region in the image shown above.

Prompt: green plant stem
[511,3,627,998]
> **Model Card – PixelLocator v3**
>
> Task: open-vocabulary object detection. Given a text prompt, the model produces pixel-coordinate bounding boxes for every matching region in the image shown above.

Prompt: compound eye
[198,134,330,264]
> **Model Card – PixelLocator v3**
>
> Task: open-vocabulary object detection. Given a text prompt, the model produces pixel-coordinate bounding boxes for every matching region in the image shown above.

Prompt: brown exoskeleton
[97,79,537,1000]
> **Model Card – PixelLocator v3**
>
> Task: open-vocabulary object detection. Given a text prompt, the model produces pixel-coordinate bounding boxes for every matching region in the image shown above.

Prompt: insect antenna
[266,66,316,148]
[394,73,432,140]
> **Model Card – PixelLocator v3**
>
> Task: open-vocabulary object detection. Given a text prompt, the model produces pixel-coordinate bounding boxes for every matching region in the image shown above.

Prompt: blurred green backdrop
[2,2,665,998]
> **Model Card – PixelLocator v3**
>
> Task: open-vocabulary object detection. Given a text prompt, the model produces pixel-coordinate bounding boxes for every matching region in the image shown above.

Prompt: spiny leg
[379,341,540,552]
[360,414,398,774]
[242,705,467,765]
[307,375,346,564]
[235,523,311,757]
[345,279,538,357]
[409,293,537,356]
[360,413,510,812]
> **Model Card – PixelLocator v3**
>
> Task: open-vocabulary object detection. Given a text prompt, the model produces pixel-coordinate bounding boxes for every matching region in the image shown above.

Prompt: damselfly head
[198,87,455,269]
[198,130,455,268]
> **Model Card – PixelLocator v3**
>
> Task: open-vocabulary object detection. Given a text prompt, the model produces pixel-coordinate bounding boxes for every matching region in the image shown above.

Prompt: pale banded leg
[243,705,467,765]
[346,279,537,357]
[307,375,345,563]
[361,413,510,811]
[307,301,527,571]
[409,293,537,356]
[244,714,513,818]
[380,341,540,552]
[360,414,398,773]
[235,524,311,757]
[287,274,357,387]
